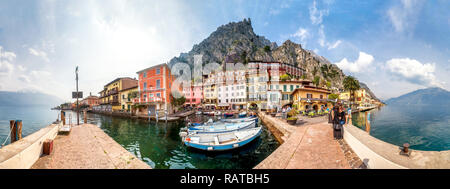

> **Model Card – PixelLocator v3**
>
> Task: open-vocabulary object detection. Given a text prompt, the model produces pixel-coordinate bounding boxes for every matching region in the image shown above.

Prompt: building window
[156,80,161,89]
[283,85,287,92]
[156,68,160,74]
[290,85,294,91]
[143,72,147,78]
[143,82,147,90]
[156,93,161,97]
[307,93,313,99]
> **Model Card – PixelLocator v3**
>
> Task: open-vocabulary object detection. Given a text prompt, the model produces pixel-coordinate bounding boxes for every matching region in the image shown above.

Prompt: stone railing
[0,123,61,169]
[344,124,450,169]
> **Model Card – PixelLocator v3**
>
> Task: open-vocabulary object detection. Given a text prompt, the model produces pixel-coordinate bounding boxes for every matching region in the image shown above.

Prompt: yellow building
[339,88,372,107]
[119,86,138,112]
[292,86,332,111]
[98,77,138,112]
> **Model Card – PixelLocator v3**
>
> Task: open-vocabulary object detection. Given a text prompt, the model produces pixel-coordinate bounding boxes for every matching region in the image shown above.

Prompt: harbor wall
[0,123,60,169]
[344,124,450,169]
[257,112,295,144]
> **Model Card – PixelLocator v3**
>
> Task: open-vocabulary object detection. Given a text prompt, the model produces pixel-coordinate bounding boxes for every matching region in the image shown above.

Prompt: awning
[218,103,230,107]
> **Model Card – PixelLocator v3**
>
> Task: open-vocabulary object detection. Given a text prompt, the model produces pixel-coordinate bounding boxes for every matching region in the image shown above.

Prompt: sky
[0,0,448,102]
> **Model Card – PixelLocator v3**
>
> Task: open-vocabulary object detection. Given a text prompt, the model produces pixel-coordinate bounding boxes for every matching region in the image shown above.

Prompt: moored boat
[188,120,256,134]
[181,127,262,151]
[238,111,247,118]
[223,112,234,118]
[221,116,258,123]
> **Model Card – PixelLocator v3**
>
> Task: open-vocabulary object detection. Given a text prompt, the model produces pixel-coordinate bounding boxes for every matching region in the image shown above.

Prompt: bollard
[84,110,87,124]
[61,111,66,125]
[9,120,16,143]
[403,143,410,153]
[16,120,22,140]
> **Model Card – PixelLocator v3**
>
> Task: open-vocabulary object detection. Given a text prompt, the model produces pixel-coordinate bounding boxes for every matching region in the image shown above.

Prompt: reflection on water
[84,113,279,169]
[352,105,450,151]
[0,107,279,168]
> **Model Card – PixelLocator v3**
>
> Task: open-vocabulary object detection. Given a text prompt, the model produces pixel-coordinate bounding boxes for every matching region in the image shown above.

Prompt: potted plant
[286,109,298,125]
[270,109,277,117]
[287,117,298,125]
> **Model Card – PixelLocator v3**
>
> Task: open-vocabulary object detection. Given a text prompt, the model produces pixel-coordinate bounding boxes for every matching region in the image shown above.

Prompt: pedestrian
[333,105,346,140]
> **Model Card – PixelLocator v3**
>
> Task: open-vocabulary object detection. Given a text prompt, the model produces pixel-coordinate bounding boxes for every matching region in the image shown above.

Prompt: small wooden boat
[181,127,262,151]
[188,120,256,134]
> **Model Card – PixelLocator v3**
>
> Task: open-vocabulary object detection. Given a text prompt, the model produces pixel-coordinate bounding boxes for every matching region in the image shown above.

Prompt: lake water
[352,105,450,151]
[0,107,279,169]
[0,106,59,146]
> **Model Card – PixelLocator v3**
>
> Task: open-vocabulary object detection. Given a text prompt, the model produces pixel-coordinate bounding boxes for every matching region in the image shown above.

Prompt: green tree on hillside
[313,76,320,87]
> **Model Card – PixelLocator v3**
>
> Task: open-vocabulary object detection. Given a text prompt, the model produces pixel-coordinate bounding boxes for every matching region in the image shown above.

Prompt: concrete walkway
[255,115,350,169]
[32,124,150,169]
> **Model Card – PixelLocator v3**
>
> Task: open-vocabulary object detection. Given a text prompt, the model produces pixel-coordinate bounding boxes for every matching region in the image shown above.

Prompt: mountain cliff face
[385,87,450,106]
[168,18,347,90]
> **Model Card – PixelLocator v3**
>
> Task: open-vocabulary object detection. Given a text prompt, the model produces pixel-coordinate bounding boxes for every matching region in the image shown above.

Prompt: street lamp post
[76,66,79,125]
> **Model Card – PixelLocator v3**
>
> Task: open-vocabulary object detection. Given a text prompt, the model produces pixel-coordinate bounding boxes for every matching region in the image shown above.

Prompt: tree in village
[313,76,320,87]
[170,91,186,110]
[280,74,291,81]
[343,76,360,108]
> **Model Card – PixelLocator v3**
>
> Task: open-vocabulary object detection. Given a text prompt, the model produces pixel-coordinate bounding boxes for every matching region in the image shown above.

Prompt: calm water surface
[352,105,450,151]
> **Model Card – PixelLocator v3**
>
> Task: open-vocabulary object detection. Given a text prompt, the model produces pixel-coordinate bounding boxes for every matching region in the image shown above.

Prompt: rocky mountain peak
[167,19,369,93]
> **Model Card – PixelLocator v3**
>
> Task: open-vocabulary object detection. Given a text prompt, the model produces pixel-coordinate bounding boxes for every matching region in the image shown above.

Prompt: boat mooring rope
[1,129,12,148]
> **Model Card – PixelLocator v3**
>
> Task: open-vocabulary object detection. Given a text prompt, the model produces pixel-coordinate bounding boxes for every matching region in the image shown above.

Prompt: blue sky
[0,0,448,101]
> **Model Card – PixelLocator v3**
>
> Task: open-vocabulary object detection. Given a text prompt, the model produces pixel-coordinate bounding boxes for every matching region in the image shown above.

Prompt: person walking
[336,106,346,139]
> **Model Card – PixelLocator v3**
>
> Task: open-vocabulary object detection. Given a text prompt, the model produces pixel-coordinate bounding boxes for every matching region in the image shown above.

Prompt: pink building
[183,84,203,107]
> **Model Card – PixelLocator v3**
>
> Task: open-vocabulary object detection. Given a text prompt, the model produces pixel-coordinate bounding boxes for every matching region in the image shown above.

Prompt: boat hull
[184,127,262,151]
[188,121,256,134]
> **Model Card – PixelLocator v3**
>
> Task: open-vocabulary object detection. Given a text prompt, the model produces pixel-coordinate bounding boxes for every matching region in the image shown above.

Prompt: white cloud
[0,46,16,75]
[387,0,425,32]
[17,65,26,71]
[29,48,50,62]
[309,0,329,25]
[18,75,31,83]
[318,25,342,50]
[335,52,374,73]
[291,27,309,45]
[386,58,442,87]
[327,40,341,50]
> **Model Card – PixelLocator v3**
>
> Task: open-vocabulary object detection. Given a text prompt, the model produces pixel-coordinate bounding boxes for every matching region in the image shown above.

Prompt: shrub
[287,117,297,121]
[287,109,298,117]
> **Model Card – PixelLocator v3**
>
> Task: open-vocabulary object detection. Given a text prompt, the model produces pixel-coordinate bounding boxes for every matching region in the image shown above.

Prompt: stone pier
[255,113,363,169]
[31,124,150,169]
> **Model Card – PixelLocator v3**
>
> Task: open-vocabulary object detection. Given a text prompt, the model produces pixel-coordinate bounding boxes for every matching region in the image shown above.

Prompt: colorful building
[202,73,218,109]
[216,67,247,110]
[183,83,203,107]
[136,63,176,116]
[119,86,138,113]
[80,93,100,109]
[98,77,138,112]
[292,85,332,112]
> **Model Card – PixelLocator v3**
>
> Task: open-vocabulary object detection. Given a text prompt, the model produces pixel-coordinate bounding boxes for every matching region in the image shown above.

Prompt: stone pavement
[32,124,150,169]
[255,116,351,169]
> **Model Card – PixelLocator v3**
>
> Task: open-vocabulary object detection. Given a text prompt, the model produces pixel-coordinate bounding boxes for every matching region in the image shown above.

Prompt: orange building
[136,63,176,116]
